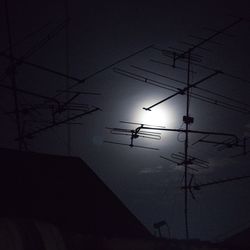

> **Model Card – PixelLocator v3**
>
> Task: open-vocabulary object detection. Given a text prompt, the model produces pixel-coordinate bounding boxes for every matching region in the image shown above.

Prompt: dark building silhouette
[221,227,250,249]
[0,148,151,239]
[2,148,248,249]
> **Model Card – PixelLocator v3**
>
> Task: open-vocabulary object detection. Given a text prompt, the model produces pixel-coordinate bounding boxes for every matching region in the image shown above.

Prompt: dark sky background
[1,0,250,241]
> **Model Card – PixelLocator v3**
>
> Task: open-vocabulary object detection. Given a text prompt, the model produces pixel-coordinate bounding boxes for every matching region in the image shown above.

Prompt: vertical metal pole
[64,0,71,155]
[5,0,22,150]
[184,51,191,241]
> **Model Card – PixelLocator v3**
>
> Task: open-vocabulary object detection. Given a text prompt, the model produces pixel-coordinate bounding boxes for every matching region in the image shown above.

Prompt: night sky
[1,0,250,241]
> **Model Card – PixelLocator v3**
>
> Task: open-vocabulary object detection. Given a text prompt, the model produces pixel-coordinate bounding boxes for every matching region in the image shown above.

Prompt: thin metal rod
[64,0,71,156]
[66,44,154,90]
[0,21,51,54]
[183,175,250,190]
[103,140,159,150]
[144,71,220,110]
[5,0,22,150]
[184,51,191,240]
[16,107,100,141]
[127,126,238,142]
[131,65,187,84]
[175,18,242,61]
[0,53,81,82]
[0,19,73,82]
[134,64,250,108]
[114,67,249,114]
[0,82,60,108]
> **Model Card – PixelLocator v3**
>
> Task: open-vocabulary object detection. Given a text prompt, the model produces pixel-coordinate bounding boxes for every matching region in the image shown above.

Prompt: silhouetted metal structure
[106,16,250,241]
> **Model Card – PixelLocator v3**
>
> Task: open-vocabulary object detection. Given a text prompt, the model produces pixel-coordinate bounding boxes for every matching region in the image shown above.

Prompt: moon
[132,102,175,127]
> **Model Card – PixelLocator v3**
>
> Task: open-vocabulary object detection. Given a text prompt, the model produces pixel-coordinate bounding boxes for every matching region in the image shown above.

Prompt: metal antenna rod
[16,107,100,141]
[143,70,220,110]
[193,175,250,190]
[175,18,242,61]
[181,175,250,192]
[5,0,22,150]
[0,82,60,108]
[64,0,71,156]
[66,44,154,91]
[184,51,191,240]
[0,21,51,54]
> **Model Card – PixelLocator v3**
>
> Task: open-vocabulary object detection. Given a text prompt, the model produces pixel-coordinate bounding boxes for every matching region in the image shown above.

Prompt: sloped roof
[222,227,250,248]
[0,148,151,238]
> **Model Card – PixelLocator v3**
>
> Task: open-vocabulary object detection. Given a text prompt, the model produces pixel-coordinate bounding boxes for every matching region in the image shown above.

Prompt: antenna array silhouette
[1,2,155,151]
[106,16,250,240]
